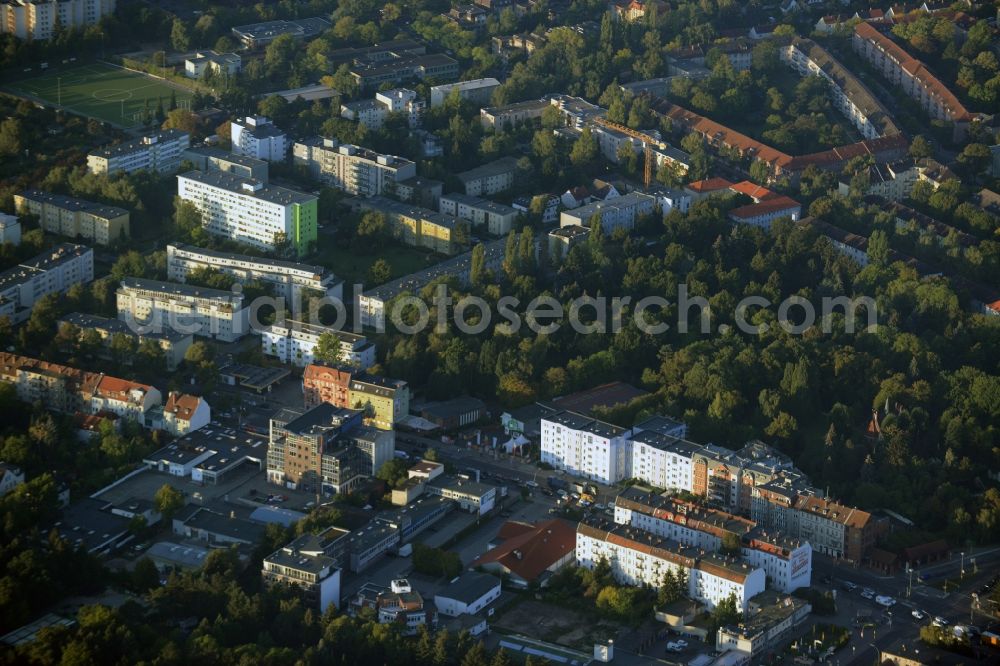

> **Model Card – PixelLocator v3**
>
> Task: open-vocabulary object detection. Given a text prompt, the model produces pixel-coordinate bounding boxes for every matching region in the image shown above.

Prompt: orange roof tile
[729,196,801,220]
[728,180,778,202]
[472,519,575,582]
[854,22,974,122]
[687,177,734,193]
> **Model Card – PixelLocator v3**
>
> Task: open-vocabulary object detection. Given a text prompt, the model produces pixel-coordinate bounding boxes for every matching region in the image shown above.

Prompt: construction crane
[592,116,666,189]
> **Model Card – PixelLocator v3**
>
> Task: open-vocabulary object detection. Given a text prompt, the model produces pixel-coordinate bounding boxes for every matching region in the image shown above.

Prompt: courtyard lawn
[7,62,194,128]
[314,239,443,287]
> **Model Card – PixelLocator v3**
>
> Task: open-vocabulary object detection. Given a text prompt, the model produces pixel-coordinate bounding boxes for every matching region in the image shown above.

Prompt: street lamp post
[960,551,965,579]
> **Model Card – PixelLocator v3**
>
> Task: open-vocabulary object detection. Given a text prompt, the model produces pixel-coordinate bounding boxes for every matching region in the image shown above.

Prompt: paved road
[810,550,1000,664]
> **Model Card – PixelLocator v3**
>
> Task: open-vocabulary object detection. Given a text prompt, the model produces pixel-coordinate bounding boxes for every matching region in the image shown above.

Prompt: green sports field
[7,62,195,128]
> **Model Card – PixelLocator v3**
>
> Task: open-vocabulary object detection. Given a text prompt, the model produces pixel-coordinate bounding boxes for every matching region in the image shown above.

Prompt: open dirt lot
[492,599,624,650]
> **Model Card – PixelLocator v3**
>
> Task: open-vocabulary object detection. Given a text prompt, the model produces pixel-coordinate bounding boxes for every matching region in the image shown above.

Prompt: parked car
[933,616,950,627]
[666,642,685,653]
[556,489,568,498]
[911,610,926,620]
[673,639,688,648]
[525,480,539,488]
[842,581,858,592]
[875,595,896,607]
[594,503,605,511]
[861,588,875,599]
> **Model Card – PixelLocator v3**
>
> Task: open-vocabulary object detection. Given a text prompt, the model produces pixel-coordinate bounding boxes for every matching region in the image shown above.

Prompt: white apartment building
[540,411,630,485]
[263,533,342,612]
[341,89,424,130]
[1,0,114,41]
[456,157,519,196]
[184,51,241,79]
[559,192,656,234]
[576,518,766,612]
[627,433,701,493]
[175,170,317,258]
[430,78,500,107]
[89,375,162,423]
[292,138,416,197]
[779,38,899,140]
[358,237,508,330]
[14,190,130,246]
[166,243,343,304]
[260,320,375,369]
[116,278,249,343]
[87,130,191,176]
[0,213,20,246]
[181,146,270,182]
[231,116,288,161]
[438,193,518,236]
[60,311,193,371]
[160,392,211,436]
[0,243,93,324]
[627,415,696,490]
[613,488,812,593]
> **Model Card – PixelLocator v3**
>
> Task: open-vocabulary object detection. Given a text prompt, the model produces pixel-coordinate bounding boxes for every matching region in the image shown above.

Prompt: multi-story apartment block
[430,78,500,108]
[438,193,518,236]
[160,391,211,436]
[1,0,115,40]
[293,138,416,197]
[540,411,630,485]
[261,320,375,369]
[166,243,342,304]
[59,312,193,371]
[14,191,129,246]
[86,130,190,176]
[231,116,288,161]
[480,99,549,130]
[456,157,519,196]
[116,277,249,343]
[301,363,410,432]
[181,146,269,182]
[728,196,802,230]
[0,213,20,246]
[262,532,342,612]
[559,191,657,234]
[394,176,443,209]
[341,88,424,130]
[627,419,700,491]
[577,516,766,611]
[0,352,162,424]
[349,196,467,255]
[358,237,507,330]
[791,496,881,564]
[267,404,393,493]
[176,170,317,257]
[184,51,241,79]
[780,38,900,140]
[0,243,93,324]
[547,225,589,260]
[349,53,459,92]
[853,22,978,127]
[837,159,920,201]
[614,488,812,593]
